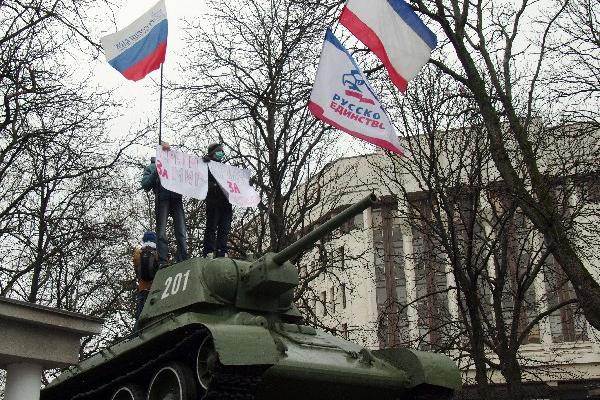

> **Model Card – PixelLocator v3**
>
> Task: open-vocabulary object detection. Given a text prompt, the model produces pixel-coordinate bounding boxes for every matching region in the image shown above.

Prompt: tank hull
[42,311,459,400]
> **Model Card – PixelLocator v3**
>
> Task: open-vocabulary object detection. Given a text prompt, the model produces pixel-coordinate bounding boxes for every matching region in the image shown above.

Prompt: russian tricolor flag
[101,0,168,81]
[340,0,437,92]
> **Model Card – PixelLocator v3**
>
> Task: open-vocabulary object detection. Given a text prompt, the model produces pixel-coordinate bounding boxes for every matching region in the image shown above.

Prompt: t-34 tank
[42,194,461,400]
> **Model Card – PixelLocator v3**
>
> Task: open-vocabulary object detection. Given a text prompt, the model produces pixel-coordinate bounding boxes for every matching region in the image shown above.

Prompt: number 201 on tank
[161,270,191,299]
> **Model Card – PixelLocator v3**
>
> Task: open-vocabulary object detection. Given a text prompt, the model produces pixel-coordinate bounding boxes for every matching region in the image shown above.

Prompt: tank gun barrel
[240,193,377,303]
[272,193,377,265]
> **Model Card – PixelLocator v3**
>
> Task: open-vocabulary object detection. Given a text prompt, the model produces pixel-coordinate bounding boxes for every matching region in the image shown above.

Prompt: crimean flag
[309,30,406,156]
[340,0,437,92]
[101,0,168,81]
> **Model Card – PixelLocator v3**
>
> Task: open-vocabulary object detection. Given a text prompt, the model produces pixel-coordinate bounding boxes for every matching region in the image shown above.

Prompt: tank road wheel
[110,385,145,400]
[196,336,218,389]
[147,362,197,400]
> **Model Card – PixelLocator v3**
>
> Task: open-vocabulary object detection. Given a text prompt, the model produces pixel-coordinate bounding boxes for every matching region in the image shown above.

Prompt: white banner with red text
[155,146,259,207]
[208,162,260,208]
[155,145,208,199]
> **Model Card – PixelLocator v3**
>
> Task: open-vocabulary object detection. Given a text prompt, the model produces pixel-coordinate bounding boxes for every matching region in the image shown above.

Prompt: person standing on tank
[202,143,233,258]
[132,231,158,332]
[141,142,188,265]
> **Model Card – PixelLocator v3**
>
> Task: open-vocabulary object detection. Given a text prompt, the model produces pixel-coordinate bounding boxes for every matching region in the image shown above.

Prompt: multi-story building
[301,146,600,400]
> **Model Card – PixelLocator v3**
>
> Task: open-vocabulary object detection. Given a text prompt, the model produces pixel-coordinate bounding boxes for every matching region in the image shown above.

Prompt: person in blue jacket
[141,143,188,265]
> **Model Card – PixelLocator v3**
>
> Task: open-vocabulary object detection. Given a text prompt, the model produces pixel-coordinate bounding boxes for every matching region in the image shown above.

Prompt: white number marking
[182,270,190,291]
[171,273,182,295]
[161,277,173,299]
[161,270,192,300]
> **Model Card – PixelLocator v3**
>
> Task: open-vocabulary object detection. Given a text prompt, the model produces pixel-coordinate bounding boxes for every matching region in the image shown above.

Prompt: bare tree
[175,0,345,256]
[365,66,595,399]
[1,0,109,203]
[394,0,600,331]
[551,0,599,123]
[0,0,151,373]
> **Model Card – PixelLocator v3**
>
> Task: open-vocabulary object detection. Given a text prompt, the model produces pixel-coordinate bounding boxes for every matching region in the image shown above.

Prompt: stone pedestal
[0,297,103,400]
[5,362,43,400]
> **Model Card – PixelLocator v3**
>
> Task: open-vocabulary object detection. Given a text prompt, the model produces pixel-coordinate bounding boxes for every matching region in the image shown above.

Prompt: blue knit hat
[142,231,156,243]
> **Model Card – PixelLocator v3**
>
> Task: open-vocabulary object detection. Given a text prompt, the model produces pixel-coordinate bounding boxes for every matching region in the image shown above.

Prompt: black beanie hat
[207,143,222,155]
[142,231,156,243]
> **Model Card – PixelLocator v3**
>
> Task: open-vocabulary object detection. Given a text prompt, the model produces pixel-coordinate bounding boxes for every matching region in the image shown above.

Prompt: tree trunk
[28,187,50,303]
[469,302,493,399]
[543,221,600,330]
[501,355,525,400]
[460,276,493,399]
[451,41,600,330]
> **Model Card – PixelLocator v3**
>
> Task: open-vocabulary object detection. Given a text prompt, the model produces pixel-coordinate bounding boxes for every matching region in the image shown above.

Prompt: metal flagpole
[158,63,164,144]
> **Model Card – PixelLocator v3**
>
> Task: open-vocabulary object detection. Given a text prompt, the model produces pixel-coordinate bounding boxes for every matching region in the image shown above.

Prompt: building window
[340,216,355,234]
[545,261,587,343]
[330,287,336,313]
[577,175,600,204]
[340,283,347,309]
[354,213,364,230]
[320,291,327,316]
[408,191,443,349]
[342,323,348,339]
[338,246,345,269]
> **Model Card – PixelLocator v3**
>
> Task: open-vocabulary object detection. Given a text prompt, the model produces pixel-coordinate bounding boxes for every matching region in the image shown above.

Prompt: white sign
[155,146,209,200]
[208,162,260,208]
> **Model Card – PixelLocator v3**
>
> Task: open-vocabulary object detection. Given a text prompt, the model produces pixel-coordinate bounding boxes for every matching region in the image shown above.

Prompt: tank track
[202,365,267,400]
[69,328,207,399]
[63,327,267,400]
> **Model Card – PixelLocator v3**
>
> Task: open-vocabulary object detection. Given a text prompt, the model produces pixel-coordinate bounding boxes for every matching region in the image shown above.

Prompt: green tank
[41,194,461,400]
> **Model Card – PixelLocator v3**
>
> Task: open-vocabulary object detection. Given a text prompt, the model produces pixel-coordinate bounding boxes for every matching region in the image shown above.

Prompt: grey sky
[93,0,207,159]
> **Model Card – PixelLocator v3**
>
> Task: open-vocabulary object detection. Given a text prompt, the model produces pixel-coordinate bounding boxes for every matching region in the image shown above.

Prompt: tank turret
[198,193,377,314]
[136,194,377,326]
[42,194,461,400]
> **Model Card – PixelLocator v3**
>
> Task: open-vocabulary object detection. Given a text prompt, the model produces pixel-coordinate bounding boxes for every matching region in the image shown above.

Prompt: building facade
[303,150,600,400]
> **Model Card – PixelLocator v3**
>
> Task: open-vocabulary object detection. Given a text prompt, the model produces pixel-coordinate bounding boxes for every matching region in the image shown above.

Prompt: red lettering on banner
[156,160,169,179]
[227,180,241,193]
[194,172,204,187]
[350,113,359,121]
[188,157,199,169]
[330,101,338,110]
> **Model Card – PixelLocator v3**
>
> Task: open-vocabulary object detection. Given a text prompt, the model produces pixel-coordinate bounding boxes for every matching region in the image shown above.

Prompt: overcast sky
[93,0,208,159]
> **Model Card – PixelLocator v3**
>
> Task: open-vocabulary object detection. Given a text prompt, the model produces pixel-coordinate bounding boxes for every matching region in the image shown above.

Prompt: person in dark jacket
[202,143,232,258]
[141,143,188,265]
